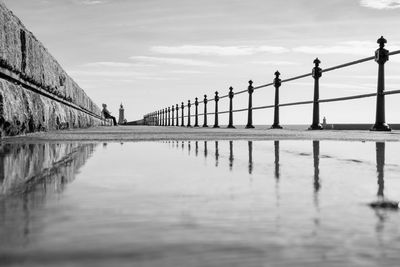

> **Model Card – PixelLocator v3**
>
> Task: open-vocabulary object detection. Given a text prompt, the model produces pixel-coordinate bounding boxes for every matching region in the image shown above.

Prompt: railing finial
[314,58,321,67]
[377,36,387,48]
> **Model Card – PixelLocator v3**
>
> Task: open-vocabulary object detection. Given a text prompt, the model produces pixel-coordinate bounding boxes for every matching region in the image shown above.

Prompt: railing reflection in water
[170,140,395,209]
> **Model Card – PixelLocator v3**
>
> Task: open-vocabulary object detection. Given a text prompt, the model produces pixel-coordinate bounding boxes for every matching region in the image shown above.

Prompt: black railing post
[181,102,185,127]
[213,91,220,128]
[157,111,159,126]
[271,71,283,129]
[309,58,323,130]
[171,105,175,126]
[160,110,163,126]
[194,97,199,127]
[168,107,171,126]
[203,94,208,127]
[165,108,168,126]
[371,36,391,131]
[246,80,255,129]
[187,100,192,127]
[176,104,179,126]
[227,86,235,128]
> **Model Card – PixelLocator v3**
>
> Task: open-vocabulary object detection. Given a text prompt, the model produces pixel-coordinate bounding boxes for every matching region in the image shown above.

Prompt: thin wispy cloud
[348,75,400,80]
[151,45,289,56]
[130,56,222,67]
[360,0,400,9]
[293,41,400,56]
[69,70,143,77]
[69,70,180,82]
[80,0,105,5]
[83,62,153,67]
[168,70,206,74]
[251,60,299,66]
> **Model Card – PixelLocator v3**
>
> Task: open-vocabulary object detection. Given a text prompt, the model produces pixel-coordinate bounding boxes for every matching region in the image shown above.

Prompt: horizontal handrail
[179,89,400,118]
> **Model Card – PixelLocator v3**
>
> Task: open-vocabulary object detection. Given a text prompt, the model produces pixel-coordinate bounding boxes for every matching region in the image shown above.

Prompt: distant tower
[118,103,125,125]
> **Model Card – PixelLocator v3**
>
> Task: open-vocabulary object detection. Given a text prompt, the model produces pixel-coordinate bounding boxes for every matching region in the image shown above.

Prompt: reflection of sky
[1,140,400,266]
[3,0,400,123]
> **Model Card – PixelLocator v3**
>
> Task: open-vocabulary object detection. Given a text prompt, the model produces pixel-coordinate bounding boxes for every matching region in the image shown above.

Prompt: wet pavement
[0,140,400,266]
[5,125,400,142]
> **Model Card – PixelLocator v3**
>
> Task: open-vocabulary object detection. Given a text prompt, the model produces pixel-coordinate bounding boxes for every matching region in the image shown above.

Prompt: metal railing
[144,36,399,131]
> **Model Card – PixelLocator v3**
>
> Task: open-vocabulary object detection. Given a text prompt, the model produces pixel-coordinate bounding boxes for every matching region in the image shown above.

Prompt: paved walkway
[4,125,400,143]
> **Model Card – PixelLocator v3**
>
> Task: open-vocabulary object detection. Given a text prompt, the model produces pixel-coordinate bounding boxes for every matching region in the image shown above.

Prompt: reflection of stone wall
[0,3,104,136]
[0,143,97,195]
[0,143,97,247]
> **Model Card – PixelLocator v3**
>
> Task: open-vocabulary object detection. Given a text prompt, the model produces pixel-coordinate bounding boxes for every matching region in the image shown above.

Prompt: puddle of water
[0,140,400,267]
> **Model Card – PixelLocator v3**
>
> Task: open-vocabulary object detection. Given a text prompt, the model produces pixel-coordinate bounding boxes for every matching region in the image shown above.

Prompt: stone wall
[0,3,105,136]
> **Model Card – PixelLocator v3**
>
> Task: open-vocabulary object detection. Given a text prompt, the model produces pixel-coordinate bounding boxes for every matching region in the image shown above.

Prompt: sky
[2,0,400,124]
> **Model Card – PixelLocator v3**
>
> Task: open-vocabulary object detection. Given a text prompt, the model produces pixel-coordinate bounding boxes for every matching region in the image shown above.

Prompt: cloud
[360,0,400,9]
[68,70,180,82]
[80,0,105,5]
[151,45,289,56]
[293,41,400,56]
[347,75,400,80]
[69,70,143,77]
[251,60,299,66]
[293,41,377,56]
[130,56,222,67]
[83,62,153,67]
[168,70,206,74]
